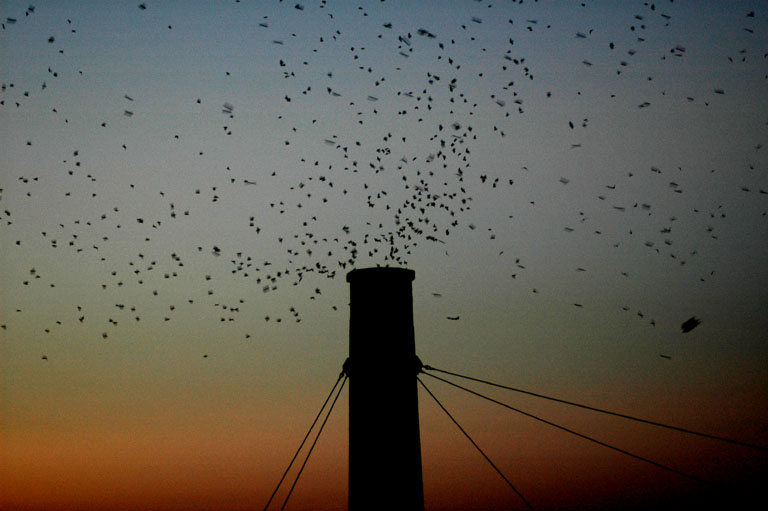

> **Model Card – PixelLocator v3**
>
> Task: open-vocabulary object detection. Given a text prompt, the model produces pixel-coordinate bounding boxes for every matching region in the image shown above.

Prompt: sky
[1,0,767,510]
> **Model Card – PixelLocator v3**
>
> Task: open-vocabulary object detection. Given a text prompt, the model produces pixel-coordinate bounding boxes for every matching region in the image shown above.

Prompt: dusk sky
[1,1,767,510]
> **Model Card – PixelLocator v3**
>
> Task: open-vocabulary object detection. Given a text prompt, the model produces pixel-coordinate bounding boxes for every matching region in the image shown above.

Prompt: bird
[681,316,701,333]
[0,1,763,404]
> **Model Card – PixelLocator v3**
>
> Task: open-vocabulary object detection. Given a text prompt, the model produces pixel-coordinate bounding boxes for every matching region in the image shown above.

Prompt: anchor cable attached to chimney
[264,369,347,511]
[279,374,347,510]
[422,365,767,451]
[422,370,717,488]
[418,376,535,510]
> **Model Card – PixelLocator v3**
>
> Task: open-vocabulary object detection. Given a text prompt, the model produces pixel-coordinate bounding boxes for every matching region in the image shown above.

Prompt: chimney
[345,267,424,511]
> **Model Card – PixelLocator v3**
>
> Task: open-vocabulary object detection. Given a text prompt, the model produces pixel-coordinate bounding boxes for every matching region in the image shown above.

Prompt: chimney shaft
[346,267,424,511]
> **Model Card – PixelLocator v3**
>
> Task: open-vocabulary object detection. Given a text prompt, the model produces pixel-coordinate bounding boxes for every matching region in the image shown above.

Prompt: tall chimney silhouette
[345,267,424,511]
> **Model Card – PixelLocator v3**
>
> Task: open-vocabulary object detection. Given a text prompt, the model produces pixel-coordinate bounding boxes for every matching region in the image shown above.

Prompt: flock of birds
[1,1,766,363]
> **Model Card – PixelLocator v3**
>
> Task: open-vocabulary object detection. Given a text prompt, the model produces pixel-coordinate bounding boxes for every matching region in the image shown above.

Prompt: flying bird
[681,316,701,333]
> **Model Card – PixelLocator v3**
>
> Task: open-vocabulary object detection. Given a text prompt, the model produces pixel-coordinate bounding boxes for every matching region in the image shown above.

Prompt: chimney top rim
[346,267,415,283]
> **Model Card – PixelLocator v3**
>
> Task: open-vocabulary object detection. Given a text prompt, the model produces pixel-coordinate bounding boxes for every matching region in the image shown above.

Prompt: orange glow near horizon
[2,374,765,511]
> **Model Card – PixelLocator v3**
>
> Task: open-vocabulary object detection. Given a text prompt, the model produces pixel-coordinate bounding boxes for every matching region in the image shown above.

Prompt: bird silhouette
[681,316,701,333]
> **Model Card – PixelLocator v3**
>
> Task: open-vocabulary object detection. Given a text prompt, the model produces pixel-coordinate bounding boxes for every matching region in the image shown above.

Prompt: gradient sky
[1,1,767,510]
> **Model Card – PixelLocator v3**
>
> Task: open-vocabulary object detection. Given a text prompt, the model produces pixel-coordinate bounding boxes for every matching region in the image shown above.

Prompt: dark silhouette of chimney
[345,267,424,511]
